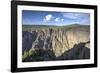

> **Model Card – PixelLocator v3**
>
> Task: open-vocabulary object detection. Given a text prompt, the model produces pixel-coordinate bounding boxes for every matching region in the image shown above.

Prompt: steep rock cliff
[22,25,90,58]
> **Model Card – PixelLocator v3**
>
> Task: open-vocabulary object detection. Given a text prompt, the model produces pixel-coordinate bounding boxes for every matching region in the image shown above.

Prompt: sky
[22,10,90,26]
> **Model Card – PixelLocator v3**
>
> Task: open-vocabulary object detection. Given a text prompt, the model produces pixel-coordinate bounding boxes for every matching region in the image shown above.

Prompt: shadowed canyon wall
[22,25,90,62]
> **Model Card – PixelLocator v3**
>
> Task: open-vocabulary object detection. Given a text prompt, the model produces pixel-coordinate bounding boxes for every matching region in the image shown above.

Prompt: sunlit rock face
[22,25,90,61]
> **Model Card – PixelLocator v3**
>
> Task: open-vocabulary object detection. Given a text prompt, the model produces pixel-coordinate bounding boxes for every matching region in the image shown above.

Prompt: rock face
[22,25,90,62]
[57,41,90,60]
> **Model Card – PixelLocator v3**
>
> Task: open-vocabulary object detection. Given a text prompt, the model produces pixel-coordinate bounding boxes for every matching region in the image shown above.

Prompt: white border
[17,5,94,68]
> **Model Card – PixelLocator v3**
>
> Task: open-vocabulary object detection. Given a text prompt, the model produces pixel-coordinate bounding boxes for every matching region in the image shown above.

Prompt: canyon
[22,24,90,62]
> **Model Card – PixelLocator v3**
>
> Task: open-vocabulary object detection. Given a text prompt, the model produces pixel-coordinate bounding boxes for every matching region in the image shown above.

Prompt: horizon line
[22,24,90,26]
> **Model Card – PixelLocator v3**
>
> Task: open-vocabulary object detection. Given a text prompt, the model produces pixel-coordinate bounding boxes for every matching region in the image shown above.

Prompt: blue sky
[22,10,90,26]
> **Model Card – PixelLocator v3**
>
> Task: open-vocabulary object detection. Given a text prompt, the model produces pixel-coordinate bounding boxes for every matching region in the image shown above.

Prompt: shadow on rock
[22,31,38,54]
[23,41,90,62]
[23,49,56,62]
[57,41,90,60]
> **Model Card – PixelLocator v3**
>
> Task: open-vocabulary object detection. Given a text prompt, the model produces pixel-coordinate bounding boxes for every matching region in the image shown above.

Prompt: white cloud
[44,14,54,22]
[55,18,60,22]
[61,13,88,20]
[44,14,65,23]
[55,18,64,22]
[61,18,64,21]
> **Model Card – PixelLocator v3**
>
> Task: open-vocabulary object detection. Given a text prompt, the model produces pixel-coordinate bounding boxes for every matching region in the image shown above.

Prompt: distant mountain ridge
[22,24,90,62]
[22,24,89,27]
[22,24,89,31]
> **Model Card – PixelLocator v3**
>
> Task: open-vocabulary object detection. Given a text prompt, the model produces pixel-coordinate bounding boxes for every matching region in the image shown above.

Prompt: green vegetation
[22,48,56,62]
[22,24,90,31]
[22,49,43,62]
[22,49,34,60]
[22,48,48,62]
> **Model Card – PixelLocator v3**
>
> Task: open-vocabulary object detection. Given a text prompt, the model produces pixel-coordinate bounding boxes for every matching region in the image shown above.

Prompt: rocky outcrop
[22,25,90,61]
[57,41,90,60]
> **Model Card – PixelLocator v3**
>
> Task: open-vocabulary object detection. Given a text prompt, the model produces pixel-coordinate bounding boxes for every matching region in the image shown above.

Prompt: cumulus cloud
[44,14,54,22]
[55,18,64,22]
[61,18,64,21]
[55,18,60,22]
[44,14,65,23]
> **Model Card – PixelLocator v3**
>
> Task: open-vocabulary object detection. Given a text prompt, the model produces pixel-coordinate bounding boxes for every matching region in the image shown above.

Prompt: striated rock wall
[22,25,90,57]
